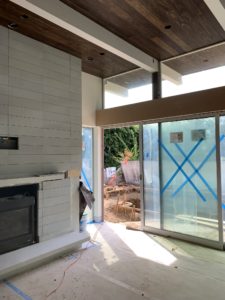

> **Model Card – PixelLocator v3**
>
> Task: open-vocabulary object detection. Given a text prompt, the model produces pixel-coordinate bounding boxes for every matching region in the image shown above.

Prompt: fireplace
[0,184,38,254]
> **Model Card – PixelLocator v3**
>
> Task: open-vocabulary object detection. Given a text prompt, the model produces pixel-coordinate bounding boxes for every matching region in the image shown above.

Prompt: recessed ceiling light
[20,14,29,20]
[164,25,172,30]
[7,23,18,30]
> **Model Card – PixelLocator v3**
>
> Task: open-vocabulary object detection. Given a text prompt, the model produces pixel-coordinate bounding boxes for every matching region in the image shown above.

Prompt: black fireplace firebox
[0,184,38,255]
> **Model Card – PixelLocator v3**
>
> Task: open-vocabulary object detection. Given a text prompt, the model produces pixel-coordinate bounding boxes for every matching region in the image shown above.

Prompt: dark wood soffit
[0,0,136,78]
[96,86,225,126]
[165,44,225,75]
[61,0,225,60]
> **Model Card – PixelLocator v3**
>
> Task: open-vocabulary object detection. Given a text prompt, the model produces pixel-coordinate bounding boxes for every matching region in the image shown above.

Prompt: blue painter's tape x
[173,134,225,209]
[174,143,217,200]
[161,138,203,194]
[160,139,206,202]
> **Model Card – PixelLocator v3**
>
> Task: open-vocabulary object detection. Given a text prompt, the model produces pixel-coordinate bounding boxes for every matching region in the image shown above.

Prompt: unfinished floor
[1,222,225,300]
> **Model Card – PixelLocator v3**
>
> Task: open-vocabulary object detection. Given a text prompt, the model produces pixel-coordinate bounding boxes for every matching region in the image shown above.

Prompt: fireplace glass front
[0,184,38,254]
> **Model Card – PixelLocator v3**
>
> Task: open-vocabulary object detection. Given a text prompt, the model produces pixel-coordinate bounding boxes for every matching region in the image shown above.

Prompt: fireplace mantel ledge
[0,173,65,188]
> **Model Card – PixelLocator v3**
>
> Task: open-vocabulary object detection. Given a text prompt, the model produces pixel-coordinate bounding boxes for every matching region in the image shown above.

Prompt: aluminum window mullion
[158,122,163,230]
[139,124,145,229]
[216,115,224,249]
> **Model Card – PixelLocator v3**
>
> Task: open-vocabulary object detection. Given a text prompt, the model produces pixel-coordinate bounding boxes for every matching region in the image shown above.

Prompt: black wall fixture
[0,137,18,150]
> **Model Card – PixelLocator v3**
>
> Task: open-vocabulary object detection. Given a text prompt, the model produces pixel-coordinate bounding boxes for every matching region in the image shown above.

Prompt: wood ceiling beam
[204,0,225,31]
[10,0,158,73]
[96,86,225,127]
[161,64,182,85]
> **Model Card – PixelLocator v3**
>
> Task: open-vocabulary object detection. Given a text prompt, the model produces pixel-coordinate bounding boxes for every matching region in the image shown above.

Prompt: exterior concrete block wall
[0,26,81,179]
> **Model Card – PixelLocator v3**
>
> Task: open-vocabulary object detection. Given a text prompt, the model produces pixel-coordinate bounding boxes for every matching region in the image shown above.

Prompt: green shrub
[104,125,139,168]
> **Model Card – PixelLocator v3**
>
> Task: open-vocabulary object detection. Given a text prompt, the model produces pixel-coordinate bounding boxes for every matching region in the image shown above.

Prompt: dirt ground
[104,184,141,223]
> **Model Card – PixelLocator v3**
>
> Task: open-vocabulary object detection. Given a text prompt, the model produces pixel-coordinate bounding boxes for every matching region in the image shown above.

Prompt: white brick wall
[0,26,82,179]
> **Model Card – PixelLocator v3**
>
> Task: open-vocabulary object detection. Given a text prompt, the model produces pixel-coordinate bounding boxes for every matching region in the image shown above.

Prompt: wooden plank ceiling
[61,0,225,76]
[1,0,225,78]
[0,0,137,78]
[165,44,225,75]
[61,0,225,59]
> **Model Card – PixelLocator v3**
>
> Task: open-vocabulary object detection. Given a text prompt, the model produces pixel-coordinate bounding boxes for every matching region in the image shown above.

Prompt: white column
[93,127,103,222]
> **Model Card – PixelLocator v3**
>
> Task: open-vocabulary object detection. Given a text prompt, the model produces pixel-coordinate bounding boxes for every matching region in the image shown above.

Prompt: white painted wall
[82,72,103,222]
[93,127,103,222]
[82,72,102,127]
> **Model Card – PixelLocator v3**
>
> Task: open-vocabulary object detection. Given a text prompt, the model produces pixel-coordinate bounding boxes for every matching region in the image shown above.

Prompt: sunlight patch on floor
[106,222,177,266]
[86,224,120,266]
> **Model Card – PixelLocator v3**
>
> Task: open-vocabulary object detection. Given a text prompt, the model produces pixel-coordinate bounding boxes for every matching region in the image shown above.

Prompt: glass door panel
[219,116,225,240]
[143,123,160,228]
[82,127,93,222]
[161,117,219,241]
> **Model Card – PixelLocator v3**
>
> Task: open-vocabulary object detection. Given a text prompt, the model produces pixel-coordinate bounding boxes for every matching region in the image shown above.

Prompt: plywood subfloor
[1,222,225,300]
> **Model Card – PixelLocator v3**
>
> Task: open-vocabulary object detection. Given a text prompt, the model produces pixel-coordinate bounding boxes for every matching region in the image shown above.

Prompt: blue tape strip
[4,280,32,300]
[160,141,206,202]
[81,168,93,192]
[83,242,98,249]
[87,220,94,224]
[173,135,225,201]
[174,143,217,201]
[160,139,203,193]
[87,220,103,224]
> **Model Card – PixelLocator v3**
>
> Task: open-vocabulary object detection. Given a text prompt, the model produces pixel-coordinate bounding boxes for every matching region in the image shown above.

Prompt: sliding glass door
[219,116,225,241]
[161,117,218,240]
[142,116,223,247]
[143,124,160,228]
[81,127,93,222]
